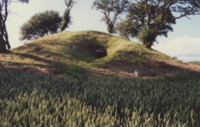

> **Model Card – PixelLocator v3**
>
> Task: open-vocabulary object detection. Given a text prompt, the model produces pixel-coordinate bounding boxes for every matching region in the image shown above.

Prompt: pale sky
[5,0,200,62]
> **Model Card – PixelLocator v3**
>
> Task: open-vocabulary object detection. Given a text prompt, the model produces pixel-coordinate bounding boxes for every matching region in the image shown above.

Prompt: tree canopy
[20,10,62,41]
[116,0,200,49]
[92,0,129,34]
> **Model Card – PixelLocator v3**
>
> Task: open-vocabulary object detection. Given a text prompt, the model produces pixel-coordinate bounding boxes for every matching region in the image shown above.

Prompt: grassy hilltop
[1,30,198,78]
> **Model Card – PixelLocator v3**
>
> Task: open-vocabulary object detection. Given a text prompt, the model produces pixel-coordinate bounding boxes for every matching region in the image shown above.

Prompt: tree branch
[144,0,150,29]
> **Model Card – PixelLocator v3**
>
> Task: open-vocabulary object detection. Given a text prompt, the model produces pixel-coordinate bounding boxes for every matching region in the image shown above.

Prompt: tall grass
[0,72,200,126]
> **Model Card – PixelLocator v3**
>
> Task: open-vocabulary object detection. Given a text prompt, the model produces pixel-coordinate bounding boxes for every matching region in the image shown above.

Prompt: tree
[20,10,62,41]
[116,0,200,49]
[60,0,77,32]
[92,0,129,34]
[0,0,29,53]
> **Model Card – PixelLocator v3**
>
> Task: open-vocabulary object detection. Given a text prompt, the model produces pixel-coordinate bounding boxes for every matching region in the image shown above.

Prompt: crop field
[0,72,200,126]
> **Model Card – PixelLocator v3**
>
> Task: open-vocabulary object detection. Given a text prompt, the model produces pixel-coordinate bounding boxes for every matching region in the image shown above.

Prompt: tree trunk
[108,24,114,34]
[144,42,153,49]
[0,34,7,53]
[0,0,11,53]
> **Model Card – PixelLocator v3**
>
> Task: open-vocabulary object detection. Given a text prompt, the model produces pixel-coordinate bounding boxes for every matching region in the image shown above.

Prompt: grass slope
[0,31,181,77]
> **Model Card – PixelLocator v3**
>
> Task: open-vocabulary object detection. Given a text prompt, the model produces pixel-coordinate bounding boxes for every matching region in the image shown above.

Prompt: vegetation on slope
[0,30,184,78]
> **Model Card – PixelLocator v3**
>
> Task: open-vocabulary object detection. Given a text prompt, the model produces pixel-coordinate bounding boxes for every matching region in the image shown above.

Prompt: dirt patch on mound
[186,62,200,70]
[88,60,200,79]
[0,66,61,75]
[0,60,200,79]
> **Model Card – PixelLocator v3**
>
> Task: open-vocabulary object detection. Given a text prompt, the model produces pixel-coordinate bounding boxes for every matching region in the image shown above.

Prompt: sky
[4,0,200,62]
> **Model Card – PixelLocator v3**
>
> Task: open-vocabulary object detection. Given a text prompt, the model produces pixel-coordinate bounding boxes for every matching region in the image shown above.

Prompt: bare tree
[0,0,29,53]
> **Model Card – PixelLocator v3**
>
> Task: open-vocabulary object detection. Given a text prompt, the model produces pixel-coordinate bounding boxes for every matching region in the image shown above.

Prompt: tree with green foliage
[60,0,77,32]
[92,0,129,34]
[116,0,200,49]
[0,0,29,53]
[20,10,62,41]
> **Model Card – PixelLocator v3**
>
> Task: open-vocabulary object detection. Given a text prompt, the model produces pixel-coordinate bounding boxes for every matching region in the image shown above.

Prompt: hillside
[0,30,200,78]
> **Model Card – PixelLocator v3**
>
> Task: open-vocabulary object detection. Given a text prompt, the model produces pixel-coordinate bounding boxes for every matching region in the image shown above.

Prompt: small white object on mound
[72,45,77,56]
[133,70,141,77]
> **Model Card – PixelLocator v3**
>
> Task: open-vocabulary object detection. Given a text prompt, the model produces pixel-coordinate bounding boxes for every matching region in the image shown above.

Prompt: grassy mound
[0,31,178,77]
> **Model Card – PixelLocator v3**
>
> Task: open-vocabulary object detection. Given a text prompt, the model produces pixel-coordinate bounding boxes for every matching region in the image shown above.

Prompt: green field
[0,72,200,126]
